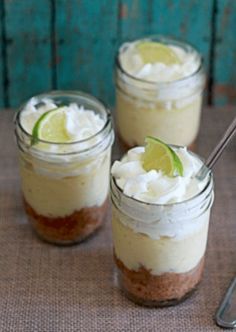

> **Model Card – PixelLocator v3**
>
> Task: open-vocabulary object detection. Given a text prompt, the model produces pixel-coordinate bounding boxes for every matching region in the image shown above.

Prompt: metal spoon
[194,115,236,328]
[216,276,236,328]
[196,115,236,181]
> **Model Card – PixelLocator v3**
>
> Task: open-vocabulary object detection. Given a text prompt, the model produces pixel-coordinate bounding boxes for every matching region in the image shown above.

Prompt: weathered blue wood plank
[0,2,5,108]
[55,0,119,107]
[5,0,52,108]
[119,0,214,69]
[150,0,214,71]
[118,0,152,41]
[214,0,236,105]
[1,0,235,108]
[118,0,214,102]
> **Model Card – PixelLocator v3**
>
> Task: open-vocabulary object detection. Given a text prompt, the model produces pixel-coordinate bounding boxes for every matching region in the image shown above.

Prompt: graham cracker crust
[115,254,205,307]
[24,197,109,245]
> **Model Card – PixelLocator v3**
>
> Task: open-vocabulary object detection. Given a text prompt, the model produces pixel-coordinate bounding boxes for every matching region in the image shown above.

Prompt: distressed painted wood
[4,0,52,107]
[150,0,214,71]
[118,0,152,41]
[214,0,236,105]
[55,0,119,106]
[118,0,214,69]
[0,0,236,109]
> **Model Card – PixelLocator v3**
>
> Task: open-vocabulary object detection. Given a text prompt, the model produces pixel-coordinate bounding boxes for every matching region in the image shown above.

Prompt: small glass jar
[115,36,206,150]
[15,91,114,245]
[110,163,214,307]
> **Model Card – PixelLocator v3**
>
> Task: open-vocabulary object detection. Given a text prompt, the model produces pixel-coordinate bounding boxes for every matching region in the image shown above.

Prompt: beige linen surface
[0,107,235,332]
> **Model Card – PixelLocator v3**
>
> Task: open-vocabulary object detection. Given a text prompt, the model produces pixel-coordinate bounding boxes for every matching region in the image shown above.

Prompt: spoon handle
[216,276,236,328]
[205,115,236,169]
[197,115,236,180]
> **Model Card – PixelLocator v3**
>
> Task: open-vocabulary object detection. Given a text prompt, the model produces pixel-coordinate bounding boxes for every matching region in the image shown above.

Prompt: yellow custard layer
[116,90,202,147]
[20,149,111,217]
[112,206,210,275]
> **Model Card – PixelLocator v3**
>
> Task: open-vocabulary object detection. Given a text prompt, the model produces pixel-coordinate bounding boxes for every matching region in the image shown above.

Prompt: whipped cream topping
[21,97,105,142]
[16,93,114,182]
[19,97,109,159]
[119,42,200,83]
[111,146,214,240]
[112,146,207,204]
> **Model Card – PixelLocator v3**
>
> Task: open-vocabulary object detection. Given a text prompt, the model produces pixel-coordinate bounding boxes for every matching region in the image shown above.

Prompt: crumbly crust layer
[115,254,204,307]
[24,197,109,245]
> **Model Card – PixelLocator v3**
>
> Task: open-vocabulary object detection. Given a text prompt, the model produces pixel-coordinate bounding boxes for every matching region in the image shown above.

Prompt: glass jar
[110,163,214,307]
[115,36,206,150]
[15,91,114,245]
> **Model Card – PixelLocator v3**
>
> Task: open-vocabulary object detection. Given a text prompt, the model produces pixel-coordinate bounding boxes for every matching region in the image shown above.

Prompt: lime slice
[31,107,70,144]
[142,136,183,176]
[137,41,180,65]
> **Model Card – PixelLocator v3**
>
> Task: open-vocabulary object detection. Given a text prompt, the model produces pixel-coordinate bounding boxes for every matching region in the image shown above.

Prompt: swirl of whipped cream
[111,146,207,204]
[21,98,105,143]
[111,147,214,240]
[119,43,200,83]
[18,98,112,178]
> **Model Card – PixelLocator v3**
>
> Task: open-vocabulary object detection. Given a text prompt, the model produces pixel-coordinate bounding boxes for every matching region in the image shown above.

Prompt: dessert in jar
[115,36,206,149]
[111,137,214,306]
[15,91,114,245]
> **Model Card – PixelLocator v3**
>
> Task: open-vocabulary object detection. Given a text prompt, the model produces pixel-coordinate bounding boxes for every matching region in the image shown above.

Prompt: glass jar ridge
[15,90,114,245]
[115,35,206,149]
[111,172,214,239]
[111,156,214,306]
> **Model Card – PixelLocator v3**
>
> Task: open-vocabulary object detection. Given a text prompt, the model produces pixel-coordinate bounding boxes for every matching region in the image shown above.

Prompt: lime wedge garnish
[31,107,70,144]
[142,136,183,176]
[137,41,180,65]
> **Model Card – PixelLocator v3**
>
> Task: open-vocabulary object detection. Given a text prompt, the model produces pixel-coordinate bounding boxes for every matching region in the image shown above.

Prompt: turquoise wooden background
[0,0,236,109]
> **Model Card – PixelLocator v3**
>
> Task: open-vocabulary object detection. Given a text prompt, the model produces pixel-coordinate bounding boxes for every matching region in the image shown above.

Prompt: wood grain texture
[55,0,119,107]
[150,0,214,71]
[118,0,152,41]
[213,0,236,105]
[4,0,52,108]
[0,0,236,109]
[118,0,214,70]
[117,0,214,103]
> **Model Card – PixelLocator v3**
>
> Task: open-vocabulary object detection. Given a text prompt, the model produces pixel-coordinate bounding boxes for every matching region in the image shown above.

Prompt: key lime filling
[19,98,112,217]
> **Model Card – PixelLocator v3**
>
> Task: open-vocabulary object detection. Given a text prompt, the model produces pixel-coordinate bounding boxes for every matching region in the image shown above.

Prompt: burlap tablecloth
[0,107,235,332]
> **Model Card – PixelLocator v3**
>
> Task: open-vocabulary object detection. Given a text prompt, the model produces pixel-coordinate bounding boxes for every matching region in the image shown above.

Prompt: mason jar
[15,91,114,245]
[110,165,214,307]
[115,36,206,150]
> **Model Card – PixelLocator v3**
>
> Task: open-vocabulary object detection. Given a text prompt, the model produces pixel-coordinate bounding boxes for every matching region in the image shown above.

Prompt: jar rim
[115,35,204,88]
[15,90,112,148]
[111,170,213,208]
